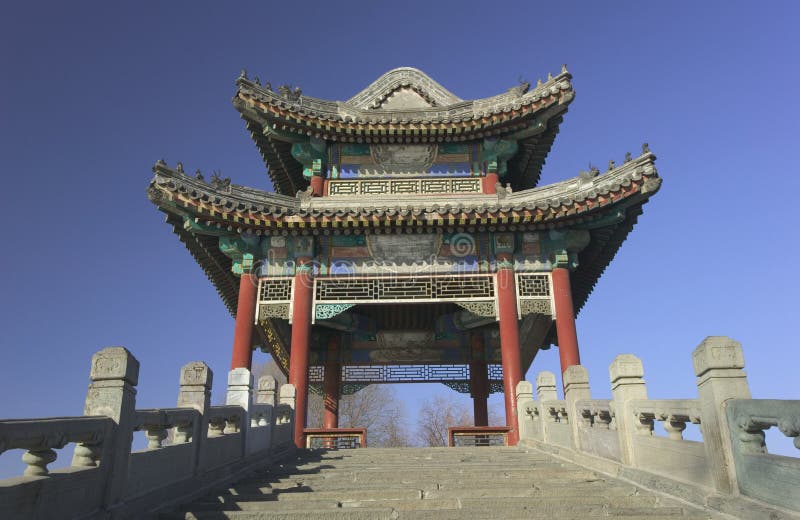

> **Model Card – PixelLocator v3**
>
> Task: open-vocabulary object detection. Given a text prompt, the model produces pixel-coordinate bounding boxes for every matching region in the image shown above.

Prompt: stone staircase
[164,446,715,519]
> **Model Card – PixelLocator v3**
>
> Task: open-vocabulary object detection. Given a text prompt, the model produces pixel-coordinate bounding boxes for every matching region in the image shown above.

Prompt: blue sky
[1,1,799,475]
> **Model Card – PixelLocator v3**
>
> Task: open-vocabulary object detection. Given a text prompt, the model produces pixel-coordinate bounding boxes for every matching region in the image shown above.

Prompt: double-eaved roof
[148,67,661,363]
[234,67,574,194]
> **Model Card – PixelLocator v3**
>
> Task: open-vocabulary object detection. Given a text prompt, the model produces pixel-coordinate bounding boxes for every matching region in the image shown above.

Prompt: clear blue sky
[1,1,798,475]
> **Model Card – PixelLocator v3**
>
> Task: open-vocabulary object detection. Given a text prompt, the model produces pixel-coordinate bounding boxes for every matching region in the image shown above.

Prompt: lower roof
[148,149,661,364]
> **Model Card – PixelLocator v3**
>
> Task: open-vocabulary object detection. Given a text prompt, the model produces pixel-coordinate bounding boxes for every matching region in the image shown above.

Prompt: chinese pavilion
[147,66,661,448]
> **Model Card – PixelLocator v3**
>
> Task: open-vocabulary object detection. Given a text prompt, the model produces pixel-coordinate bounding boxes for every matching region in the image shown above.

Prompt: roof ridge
[347,67,462,109]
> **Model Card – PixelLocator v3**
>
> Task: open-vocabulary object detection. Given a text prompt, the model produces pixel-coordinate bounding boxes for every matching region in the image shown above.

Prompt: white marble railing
[516,336,800,518]
[0,347,296,520]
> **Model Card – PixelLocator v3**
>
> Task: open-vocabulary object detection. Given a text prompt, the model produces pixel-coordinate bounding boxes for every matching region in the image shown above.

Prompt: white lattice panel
[314,274,495,305]
[254,277,294,324]
[515,272,554,318]
[328,178,481,196]
[324,364,504,384]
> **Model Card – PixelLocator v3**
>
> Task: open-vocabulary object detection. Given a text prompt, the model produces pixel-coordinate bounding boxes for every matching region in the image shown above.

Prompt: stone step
[179,494,690,516]
[172,501,700,520]
[170,510,708,520]
[252,467,597,482]
[171,509,397,520]
[228,477,638,496]
[163,447,713,520]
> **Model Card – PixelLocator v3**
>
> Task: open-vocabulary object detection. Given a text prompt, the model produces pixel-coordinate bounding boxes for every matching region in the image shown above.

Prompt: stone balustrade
[516,336,800,518]
[0,347,297,520]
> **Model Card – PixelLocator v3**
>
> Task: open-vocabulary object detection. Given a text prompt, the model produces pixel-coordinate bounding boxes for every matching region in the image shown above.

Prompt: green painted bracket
[573,210,626,230]
[291,137,328,179]
[183,216,231,237]
[219,234,264,275]
[483,138,518,177]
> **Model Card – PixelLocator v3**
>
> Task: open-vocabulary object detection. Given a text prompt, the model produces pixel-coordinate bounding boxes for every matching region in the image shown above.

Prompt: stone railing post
[564,365,591,450]
[692,336,751,495]
[176,361,212,471]
[279,383,296,410]
[516,381,535,441]
[274,384,297,449]
[226,368,253,455]
[256,375,277,407]
[536,371,558,442]
[610,354,650,466]
[75,346,139,508]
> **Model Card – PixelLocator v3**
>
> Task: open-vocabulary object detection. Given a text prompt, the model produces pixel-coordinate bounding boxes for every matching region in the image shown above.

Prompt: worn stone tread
[164,447,712,520]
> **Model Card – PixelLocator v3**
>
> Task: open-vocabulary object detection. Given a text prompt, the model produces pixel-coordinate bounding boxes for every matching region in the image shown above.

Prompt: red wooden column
[552,267,581,376]
[470,332,489,427]
[496,257,522,445]
[323,335,341,429]
[289,259,314,448]
[230,272,258,369]
[310,175,324,197]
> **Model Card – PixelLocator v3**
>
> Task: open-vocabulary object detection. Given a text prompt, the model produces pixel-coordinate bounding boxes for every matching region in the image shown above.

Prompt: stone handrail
[725,399,800,512]
[516,337,800,519]
[206,405,244,436]
[133,408,199,449]
[249,403,272,427]
[629,399,702,441]
[0,416,114,476]
[0,347,297,520]
[575,399,615,429]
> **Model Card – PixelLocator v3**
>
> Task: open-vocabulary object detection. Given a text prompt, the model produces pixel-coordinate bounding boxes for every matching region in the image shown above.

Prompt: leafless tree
[304,384,410,447]
[416,394,472,447]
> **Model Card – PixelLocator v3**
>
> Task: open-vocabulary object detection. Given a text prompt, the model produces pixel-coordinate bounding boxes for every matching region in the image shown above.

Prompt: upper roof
[234,67,574,195]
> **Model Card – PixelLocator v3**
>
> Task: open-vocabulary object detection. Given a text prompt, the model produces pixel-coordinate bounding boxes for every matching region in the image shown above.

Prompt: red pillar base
[310,175,324,197]
[323,335,340,430]
[483,173,499,194]
[230,273,258,370]
[289,264,313,448]
[552,267,581,377]
[496,265,521,445]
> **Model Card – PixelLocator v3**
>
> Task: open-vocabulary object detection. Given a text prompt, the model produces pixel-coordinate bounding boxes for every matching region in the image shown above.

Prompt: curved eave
[233,73,572,142]
[148,150,659,235]
[147,150,661,360]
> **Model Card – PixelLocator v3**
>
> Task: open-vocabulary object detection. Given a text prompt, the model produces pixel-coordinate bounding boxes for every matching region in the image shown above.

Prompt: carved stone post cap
[516,380,533,395]
[180,361,212,388]
[279,383,296,398]
[536,371,557,388]
[90,347,139,385]
[692,336,745,376]
[609,354,644,383]
[228,367,253,387]
[258,375,277,391]
[563,365,589,385]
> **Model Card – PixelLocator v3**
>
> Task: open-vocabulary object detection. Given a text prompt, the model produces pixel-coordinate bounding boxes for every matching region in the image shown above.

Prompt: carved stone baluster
[224,414,240,435]
[208,417,225,438]
[663,415,687,440]
[73,443,102,467]
[145,425,167,449]
[634,412,655,436]
[22,448,57,476]
[595,410,612,430]
[173,422,192,443]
